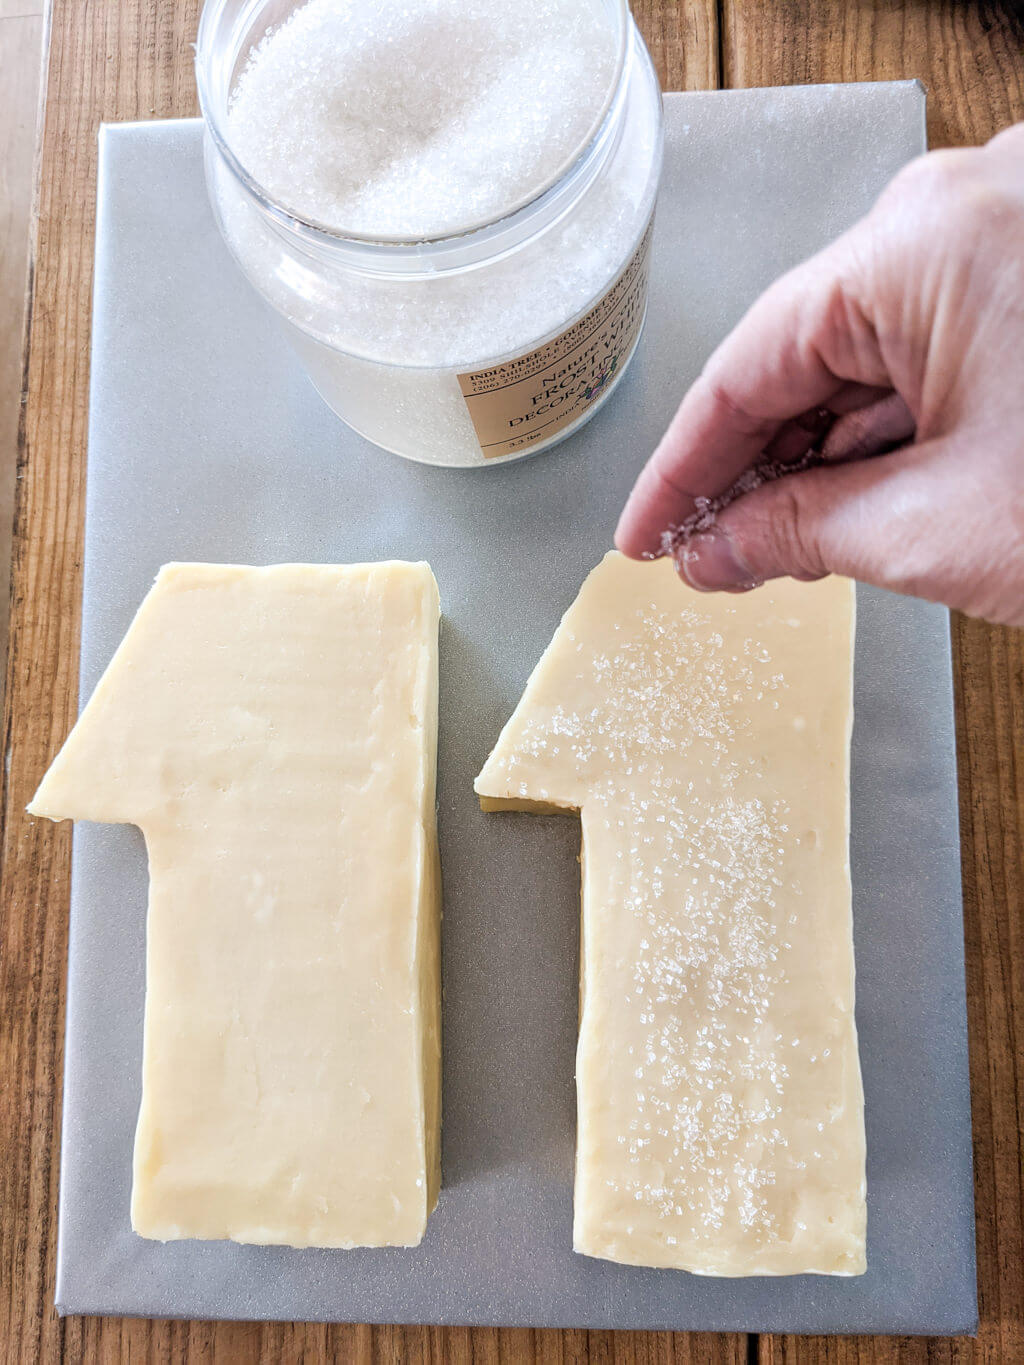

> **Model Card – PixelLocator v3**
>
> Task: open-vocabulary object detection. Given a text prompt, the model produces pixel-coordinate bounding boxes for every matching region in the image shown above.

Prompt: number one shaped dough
[476,552,866,1275]
[30,562,442,1248]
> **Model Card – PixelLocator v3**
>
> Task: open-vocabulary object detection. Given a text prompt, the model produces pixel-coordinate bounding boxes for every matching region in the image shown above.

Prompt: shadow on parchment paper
[436,618,580,1192]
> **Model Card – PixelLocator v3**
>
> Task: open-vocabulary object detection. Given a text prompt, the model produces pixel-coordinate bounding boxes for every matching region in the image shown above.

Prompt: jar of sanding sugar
[196,0,663,467]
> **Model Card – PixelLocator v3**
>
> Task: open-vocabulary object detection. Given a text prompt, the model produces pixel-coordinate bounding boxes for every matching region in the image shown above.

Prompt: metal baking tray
[56,83,976,1332]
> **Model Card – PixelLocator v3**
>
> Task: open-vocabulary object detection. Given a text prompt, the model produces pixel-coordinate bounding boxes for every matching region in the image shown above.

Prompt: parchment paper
[56,83,976,1332]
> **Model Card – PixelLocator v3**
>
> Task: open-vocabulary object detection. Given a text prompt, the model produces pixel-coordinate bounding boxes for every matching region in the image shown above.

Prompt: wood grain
[0,11,44,712]
[4,0,1023,1361]
[55,1322,752,1363]
[721,4,1024,1363]
[631,0,718,93]
[0,2,201,1360]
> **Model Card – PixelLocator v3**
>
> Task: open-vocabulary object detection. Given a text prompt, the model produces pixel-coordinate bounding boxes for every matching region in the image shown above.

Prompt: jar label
[456,219,654,460]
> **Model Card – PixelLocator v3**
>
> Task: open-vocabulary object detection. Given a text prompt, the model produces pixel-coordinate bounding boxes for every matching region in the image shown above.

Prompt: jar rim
[195,0,631,252]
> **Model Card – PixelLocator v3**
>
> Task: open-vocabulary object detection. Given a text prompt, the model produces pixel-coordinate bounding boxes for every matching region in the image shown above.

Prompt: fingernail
[677,530,763,593]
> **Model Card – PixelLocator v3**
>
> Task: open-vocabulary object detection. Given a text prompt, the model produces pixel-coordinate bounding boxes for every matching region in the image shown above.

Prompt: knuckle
[819,249,888,380]
[883,148,971,205]
[770,483,825,577]
[647,457,697,507]
[736,482,826,580]
[949,179,1024,238]
[985,119,1024,154]
[700,372,776,443]
[881,146,1023,234]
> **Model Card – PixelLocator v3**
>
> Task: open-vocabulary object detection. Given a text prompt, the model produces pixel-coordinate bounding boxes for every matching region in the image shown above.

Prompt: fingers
[760,405,834,465]
[760,385,907,469]
[616,230,889,559]
[674,434,1023,624]
[821,392,915,462]
[675,454,906,590]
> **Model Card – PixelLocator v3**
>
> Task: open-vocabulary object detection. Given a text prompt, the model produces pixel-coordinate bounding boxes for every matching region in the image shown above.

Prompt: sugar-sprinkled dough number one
[475,551,866,1276]
[29,562,442,1249]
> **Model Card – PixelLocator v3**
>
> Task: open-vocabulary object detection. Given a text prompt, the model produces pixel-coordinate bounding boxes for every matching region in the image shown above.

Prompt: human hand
[615,123,1024,627]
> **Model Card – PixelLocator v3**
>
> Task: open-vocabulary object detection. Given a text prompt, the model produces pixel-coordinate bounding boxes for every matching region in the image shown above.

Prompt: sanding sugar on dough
[29,561,442,1249]
[475,551,865,1276]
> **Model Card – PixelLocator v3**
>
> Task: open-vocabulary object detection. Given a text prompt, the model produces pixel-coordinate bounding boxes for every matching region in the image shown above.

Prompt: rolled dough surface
[476,552,865,1275]
[30,561,442,1249]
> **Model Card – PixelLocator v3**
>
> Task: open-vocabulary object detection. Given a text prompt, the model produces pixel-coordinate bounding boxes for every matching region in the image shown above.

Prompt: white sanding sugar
[228,0,619,237]
[209,0,661,463]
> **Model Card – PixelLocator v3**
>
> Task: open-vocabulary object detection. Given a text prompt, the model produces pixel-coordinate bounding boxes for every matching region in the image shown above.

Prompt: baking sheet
[57,83,977,1332]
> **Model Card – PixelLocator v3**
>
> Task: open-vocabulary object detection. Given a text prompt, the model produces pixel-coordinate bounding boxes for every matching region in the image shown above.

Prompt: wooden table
[3,2,1022,1360]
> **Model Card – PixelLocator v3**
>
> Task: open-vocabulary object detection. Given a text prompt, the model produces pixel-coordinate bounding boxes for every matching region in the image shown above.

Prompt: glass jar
[196,0,663,467]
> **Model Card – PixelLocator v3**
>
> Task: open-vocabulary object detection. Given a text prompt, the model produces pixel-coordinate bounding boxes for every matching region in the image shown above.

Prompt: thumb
[675,438,1012,618]
[615,222,890,560]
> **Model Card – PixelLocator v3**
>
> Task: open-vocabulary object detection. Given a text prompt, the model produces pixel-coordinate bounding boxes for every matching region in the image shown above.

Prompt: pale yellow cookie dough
[476,551,864,1275]
[31,561,442,1249]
